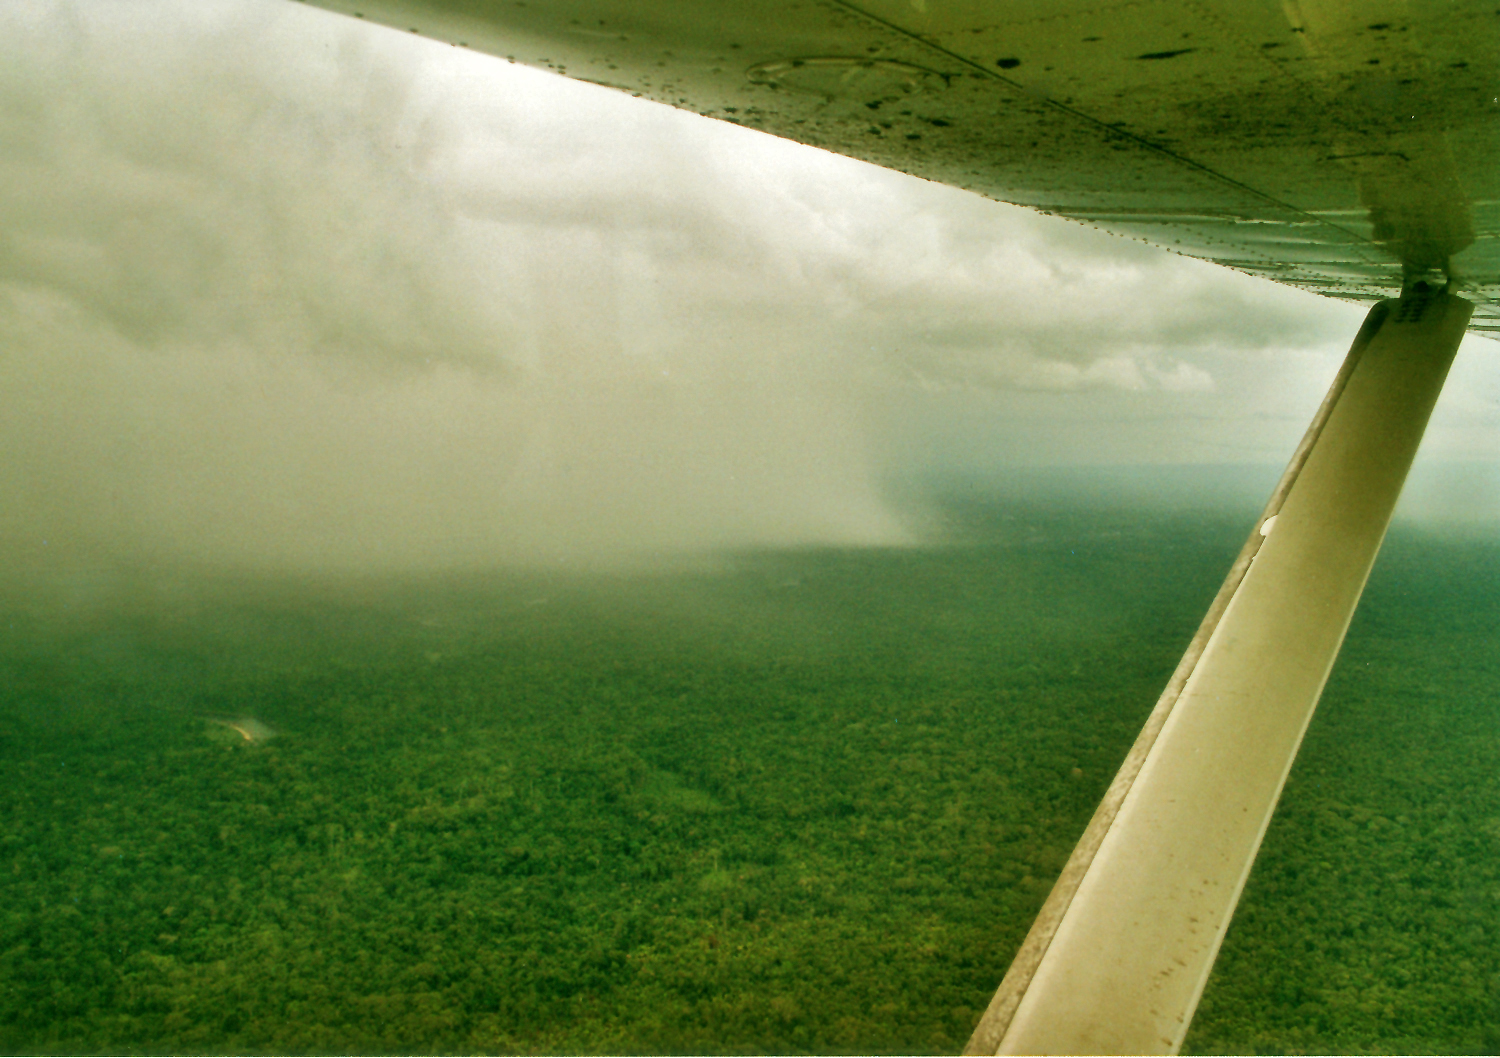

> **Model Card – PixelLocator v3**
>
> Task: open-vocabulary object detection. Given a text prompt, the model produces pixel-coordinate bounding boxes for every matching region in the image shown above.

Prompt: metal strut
[966,289,1473,1056]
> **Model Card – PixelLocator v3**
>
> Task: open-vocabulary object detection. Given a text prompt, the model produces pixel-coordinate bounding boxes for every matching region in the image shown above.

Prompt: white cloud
[1149,360,1216,394]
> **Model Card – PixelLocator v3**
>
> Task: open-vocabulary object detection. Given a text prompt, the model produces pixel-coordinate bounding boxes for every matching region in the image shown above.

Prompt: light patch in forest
[204,717,278,745]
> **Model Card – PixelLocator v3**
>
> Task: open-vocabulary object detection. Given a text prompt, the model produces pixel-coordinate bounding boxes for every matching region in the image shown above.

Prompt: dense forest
[2,497,1497,1054]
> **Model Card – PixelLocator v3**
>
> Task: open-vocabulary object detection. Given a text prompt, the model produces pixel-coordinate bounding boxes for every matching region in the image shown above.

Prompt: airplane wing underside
[299,0,1500,334]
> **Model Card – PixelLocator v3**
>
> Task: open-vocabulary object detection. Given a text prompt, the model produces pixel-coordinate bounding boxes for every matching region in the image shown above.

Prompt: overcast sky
[3,0,1497,574]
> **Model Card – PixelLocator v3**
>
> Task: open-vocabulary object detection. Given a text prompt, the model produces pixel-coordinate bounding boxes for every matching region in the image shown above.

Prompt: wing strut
[965,288,1473,1056]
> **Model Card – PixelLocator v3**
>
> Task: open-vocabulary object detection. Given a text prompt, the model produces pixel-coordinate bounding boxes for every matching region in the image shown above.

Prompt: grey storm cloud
[2,0,1494,576]
[0,0,1348,385]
